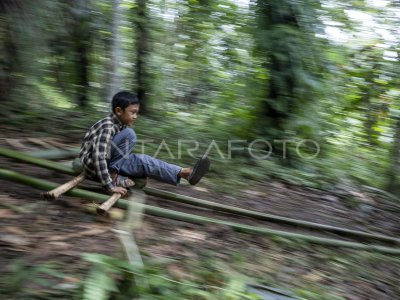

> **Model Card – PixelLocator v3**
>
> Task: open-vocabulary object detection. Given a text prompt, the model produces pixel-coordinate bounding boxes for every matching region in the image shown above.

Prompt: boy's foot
[114,175,135,188]
[188,157,210,185]
[179,168,192,180]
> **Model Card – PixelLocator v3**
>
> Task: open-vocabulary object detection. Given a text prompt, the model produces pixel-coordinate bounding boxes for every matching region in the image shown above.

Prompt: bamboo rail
[142,187,400,245]
[0,146,399,245]
[30,147,80,160]
[1,168,400,255]
[0,147,75,175]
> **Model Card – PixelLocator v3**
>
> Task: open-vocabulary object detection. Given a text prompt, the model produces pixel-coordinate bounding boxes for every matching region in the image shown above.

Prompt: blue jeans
[108,128,181,185]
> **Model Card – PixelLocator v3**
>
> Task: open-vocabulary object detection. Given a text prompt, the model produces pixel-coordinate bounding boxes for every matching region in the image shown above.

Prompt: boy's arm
[93,129,115,191]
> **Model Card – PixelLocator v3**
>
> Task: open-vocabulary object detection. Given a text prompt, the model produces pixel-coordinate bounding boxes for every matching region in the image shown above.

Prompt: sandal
[188,156,210,185]
[114,175,135,188]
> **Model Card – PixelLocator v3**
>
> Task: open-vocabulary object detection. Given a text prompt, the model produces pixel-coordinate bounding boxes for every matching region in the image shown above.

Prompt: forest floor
[0,130,400,299]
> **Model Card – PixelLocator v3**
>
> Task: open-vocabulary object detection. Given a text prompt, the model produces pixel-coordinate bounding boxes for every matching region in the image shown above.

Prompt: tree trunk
[360,66,378,147]
[76,41,89,107]
[386,116,400,193]
[0,0,23,14]
[256,2,299,129]
[255,1,300,164]
[174,0,211,108]
[71,0,91,108]
[134,0,149,114]
[106,0,124,102]
[0,13,20,103]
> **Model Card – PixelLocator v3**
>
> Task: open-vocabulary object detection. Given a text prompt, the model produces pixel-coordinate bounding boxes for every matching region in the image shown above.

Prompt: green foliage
[83,265,118,300]
[295,287,346,300]
[75,253,263,300]
[0,259,71,298]
[3,242,400,299]
[0,254,267,299]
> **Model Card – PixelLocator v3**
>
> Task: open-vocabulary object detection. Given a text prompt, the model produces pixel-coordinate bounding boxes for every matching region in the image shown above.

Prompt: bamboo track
[142,187,400,245]
[1,168,400,255]
[0,146,398,245]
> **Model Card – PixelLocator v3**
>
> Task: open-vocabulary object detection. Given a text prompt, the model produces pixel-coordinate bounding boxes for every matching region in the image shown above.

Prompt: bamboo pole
[1,168,400,255]
[30,147,80,160]
[0,146,399,245]
[142,187,400,245]
[0,147,75,175]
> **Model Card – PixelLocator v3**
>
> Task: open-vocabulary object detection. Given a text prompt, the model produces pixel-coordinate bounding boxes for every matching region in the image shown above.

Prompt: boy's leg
[108,128,182,185]
[118,154,182,186]
[109,128,137,167]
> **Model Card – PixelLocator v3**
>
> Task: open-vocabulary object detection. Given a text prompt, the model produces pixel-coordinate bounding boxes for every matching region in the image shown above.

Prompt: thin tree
[106,0,124,102]
[70,0,92,108]
[134,0,149,114]
[0,0,23,103]
[386,115,400,194]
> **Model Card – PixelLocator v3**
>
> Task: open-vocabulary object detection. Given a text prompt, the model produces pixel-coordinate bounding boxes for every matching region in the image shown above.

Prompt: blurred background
[1,0,400,193]
[1,1,400,299]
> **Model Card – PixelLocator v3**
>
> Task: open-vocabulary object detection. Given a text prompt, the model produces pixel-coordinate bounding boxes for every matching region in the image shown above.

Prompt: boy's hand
[110,186,127,196]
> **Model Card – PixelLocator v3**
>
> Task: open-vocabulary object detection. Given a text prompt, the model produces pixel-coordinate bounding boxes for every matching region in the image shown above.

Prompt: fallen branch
[27,137,55,149]
[46,227,108,242]
[43,138,75,149]
[5,139,27,151]
[1,168,400,255]
[0,199,30,214]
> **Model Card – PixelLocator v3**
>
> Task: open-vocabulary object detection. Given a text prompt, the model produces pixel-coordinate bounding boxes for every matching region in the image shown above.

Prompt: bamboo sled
[97,193,121,216]
[42,172,86,200]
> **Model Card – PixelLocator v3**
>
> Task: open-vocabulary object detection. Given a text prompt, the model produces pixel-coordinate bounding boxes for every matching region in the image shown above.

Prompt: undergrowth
[0,254,266,300]
[2,245,400,300]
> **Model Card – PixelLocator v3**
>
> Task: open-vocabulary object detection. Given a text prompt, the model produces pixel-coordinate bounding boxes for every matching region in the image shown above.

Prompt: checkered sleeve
[93,128,115,191]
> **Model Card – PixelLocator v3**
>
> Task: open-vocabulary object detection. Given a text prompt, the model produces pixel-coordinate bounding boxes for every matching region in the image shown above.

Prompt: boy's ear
[115,107,123,115]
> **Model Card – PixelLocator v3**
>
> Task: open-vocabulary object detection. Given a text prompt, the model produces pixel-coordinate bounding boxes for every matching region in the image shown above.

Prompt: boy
[79,91,210,196]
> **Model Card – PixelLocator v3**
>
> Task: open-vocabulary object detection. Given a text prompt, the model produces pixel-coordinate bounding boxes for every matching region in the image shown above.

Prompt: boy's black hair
[112,91,140,112]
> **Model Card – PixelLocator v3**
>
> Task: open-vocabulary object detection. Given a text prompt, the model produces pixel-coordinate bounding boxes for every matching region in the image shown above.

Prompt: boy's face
[115,104,140,126]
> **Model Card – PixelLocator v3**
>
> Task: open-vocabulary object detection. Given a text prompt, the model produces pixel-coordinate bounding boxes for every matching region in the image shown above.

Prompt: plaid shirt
[79,114,126,191]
